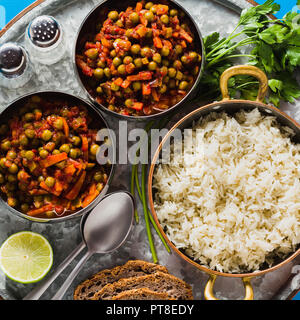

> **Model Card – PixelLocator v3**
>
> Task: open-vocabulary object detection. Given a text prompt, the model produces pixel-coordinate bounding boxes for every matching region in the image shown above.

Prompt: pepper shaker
[0,42,33,89]
[25,15,66,65]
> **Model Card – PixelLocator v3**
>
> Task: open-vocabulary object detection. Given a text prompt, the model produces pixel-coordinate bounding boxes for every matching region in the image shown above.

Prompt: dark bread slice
[112,288,175,300]
[92,271,193,300]
[74,260,169,300]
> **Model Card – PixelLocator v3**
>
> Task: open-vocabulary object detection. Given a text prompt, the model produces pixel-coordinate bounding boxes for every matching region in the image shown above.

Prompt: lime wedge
[0,231,53,284]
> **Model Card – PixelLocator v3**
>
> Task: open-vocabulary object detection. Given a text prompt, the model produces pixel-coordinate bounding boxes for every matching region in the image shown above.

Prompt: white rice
[153,108,300,273]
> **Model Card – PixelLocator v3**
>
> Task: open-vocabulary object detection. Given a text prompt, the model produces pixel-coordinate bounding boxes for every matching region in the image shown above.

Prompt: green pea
[59,144,70,154]
[115,19,123,28]
[54,118,64,130]
[181,55,188,64]
[25,150,35,161]
[1,140,11,151]
[173,60,182,69]
[0,158,6,169]
[6,150,16,159]
[19,134,28,147]
[145,2,154,9]
[111,83,120,91]
[144,11,154,22]
[69,148,78,159]
[71,136,81,146]
[131,44,141,55]
[160,14,169,24]
[179,80,189,90]
[117,64,126,75]
[113,57,122,67]
[85,48,99,60]
[132,81,141,91]
[25,128,36,139]
[141,47,151,57]
[38,176,45,183]
[56,161,66,169]
[90,144,100,156]
[45,177,55,188]
[159,84,167,94]
[39,149,48,159]
[152,53,162,64]
[148,61,157,71]
[170,9,178,16]
[94,68,104,79]
[130,12,140,24]
[96,86,103,94]
[123,56,133,65]
[104,67,111,78]
[8,163,18,174]
[52,149,60,155]
[189,51,198,61]
[94,172,103,182]
[175,45,183,55]
[134,58,143,68]
[150,6,157,13]
[125,28,134,38]
[176,70,183,80]
[125,99,133,108]
[161,46,170,57]
[168,67,177,78]
[24,112,34,122]
[108,10,119,21]
[42,130,53,141]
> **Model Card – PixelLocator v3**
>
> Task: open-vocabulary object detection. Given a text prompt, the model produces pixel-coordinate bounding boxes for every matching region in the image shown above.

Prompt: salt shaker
[25,15,66,65]
[0,42,33,89]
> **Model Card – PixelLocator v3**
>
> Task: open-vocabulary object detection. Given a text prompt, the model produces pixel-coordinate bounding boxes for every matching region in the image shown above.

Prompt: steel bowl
[73,0,205,120]
[148,65,300,299]
[0,91,115,223]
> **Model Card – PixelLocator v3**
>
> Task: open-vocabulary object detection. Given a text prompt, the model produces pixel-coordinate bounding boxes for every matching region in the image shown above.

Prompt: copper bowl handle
[220,65,269,103]
[204,274,254,300]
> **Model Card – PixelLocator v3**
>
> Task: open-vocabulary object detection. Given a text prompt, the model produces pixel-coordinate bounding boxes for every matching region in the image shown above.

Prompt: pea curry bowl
[74,0,204,119]
[0,92,115,223]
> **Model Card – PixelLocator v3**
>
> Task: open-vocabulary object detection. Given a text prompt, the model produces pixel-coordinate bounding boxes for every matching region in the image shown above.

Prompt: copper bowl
[74,0,205,120]
[148,65,300,299]
[0,91,115,223]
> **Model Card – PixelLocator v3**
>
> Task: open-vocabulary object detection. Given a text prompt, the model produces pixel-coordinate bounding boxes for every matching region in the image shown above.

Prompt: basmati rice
[153,108,300,273]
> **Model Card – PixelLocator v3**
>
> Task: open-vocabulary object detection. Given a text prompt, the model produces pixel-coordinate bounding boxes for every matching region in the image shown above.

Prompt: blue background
[0,0,299,301]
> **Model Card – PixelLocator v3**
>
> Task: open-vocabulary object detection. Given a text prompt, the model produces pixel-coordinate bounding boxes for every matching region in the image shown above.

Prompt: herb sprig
[199,0,300,106]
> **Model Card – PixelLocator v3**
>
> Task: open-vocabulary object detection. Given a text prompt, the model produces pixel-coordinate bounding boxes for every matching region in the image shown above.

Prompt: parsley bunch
[199,0,300,107]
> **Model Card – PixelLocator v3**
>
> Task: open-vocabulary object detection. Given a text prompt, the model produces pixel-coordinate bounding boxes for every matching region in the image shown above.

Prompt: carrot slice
[153,37,163,48]
[62,117,69,137]
[40,152,68,168]
[121,79,131,89]
[64,164,76,176]
[180,29,193,43]
[40,181,63,197]
[156,4,169,15]
[80,135,89,161]
[27,204,54,217]
[82,183,100,208]
[142,83,151,95]
[127,71,152,81]
[131,102,144,111]
[114,77,123,86]
[135,2,143,12]
[65,171,86,201]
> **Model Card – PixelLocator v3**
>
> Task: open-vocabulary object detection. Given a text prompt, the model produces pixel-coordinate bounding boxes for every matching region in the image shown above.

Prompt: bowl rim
[72,0,205,121]
[0,90,116,223]
[148,99,300,278]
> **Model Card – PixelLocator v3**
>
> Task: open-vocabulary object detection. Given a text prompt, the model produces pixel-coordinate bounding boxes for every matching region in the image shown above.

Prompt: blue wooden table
[0,0,299,300]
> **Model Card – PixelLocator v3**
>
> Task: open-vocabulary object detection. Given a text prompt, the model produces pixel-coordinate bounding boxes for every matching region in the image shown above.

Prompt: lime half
[0,231,53,284]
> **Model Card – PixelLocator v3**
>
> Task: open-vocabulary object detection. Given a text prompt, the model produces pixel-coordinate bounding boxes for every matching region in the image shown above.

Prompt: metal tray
[0,0,299,300]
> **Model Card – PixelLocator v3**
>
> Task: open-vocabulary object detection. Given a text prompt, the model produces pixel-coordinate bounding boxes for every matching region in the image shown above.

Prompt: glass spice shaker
[25,15,66,65]
[0,42,33,89]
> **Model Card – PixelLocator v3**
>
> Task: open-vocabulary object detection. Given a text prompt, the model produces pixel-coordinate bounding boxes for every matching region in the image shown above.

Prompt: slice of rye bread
[91,271,194,300]
[112,288,175,300]
[74,260,169,300]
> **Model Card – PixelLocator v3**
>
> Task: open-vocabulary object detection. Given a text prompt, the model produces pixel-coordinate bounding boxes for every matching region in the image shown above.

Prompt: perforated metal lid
[28,15,61,48]
[0,43,27,77]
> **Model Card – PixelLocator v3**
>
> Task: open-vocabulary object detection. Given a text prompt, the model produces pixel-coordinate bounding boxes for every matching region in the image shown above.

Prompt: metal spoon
[24,191,134,300]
